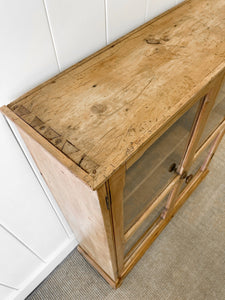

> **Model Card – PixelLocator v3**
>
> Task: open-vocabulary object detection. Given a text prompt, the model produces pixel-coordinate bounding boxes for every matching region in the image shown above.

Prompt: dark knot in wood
[91,104,107,114]
[145,38,161,45]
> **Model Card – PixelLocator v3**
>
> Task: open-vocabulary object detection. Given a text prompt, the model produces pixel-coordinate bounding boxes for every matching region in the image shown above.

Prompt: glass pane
[124,100,201,232]
[125,195,168,256]
[179,140,214,193]
[197,83,225,148]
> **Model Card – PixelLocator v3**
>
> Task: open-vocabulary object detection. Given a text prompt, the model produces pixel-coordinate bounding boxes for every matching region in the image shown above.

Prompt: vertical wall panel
[0,0,59,105]
[44,0,107,71]
[0,285,15,300]
[106,0,147,44]
[146,0,177,21]
[0,226,42,288]
[0,0,73,298]
[0,114,70,261]
[176,0,185,4]
[7,117,74,239]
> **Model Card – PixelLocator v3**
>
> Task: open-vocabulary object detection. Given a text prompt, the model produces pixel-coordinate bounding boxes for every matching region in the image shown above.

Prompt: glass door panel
[124,100,201,233]
[179,140,215,194]
[125,195,169,256]
[197,83,225,148]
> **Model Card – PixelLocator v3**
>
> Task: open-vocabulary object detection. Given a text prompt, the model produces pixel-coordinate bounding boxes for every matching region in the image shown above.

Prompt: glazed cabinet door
[180,81,225,195]
[122,98,202,255]
[107,97,203,275]
[108,74,224,278]
[197,82,225,148]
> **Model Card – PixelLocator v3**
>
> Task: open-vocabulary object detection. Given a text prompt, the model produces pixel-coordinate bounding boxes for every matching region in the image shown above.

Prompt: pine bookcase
[1,0,225,288]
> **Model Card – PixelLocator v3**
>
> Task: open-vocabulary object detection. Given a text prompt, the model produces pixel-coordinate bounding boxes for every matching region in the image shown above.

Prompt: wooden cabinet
[1,0,225,289]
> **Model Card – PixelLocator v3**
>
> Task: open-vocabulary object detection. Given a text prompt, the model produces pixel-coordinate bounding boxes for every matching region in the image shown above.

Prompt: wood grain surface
[4,0,225,189]
[17,126,118,281]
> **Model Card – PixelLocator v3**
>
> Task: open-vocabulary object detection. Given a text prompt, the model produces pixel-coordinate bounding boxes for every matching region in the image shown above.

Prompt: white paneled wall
[146,0,177,20]
[0,0,59,104]
[0,225,41,288]
[0,0,184,299]
[0,0,76,299]
[0,285,15,300]
[0,116,69,261]
[106,0,147,43]
[0,114,77,300]
[44,0,107,71]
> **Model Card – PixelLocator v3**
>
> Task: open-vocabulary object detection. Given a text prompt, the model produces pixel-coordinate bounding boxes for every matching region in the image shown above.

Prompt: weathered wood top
[3,0,225,189]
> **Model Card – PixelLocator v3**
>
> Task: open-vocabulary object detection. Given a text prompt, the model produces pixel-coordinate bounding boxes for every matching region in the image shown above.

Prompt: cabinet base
[78,169,209,288]
[77,246,121,289]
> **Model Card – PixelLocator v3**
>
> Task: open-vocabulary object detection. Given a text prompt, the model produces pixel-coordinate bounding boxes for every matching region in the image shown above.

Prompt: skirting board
[13,237,77,300]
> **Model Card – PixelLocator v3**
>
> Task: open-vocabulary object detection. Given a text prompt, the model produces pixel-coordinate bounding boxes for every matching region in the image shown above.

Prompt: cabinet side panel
[17,126,117,281]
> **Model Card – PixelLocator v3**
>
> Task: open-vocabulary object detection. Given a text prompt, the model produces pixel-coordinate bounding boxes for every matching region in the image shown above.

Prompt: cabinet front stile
[108,165,126,278]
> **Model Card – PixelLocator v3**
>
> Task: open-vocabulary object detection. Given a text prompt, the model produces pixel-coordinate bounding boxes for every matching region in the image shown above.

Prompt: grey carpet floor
[28,138,225,300]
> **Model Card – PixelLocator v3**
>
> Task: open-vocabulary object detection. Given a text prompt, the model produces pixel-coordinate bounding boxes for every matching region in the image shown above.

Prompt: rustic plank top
[4,0,225,189]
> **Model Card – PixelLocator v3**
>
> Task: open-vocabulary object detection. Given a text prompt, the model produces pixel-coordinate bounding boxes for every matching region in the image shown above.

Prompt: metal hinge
[105,195,111,210]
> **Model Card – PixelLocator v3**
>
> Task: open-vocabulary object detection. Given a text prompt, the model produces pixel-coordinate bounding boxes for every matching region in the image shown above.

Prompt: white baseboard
[11,237,77,300]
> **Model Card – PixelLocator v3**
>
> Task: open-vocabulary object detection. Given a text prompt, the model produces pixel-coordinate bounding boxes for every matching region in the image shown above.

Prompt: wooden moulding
[201,127,225,171]
[108,166,126,276]
[194,119,225,161]
[121,169,209,281]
